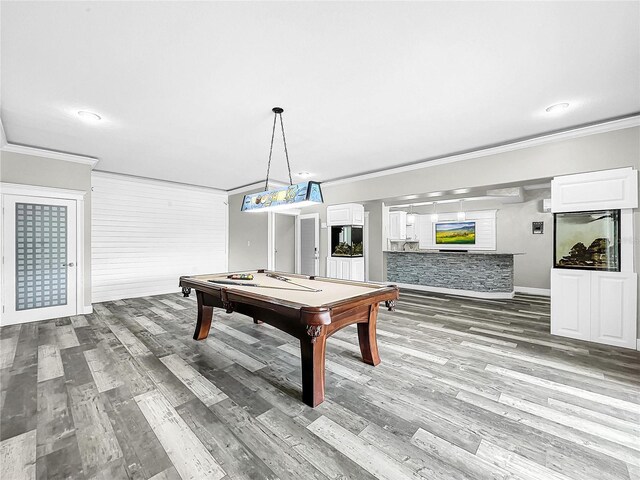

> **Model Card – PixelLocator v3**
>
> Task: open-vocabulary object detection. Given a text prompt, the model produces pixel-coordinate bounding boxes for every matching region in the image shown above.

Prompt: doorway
[272,213,296,273]
[296,213,319,276]
[1,187,85,326]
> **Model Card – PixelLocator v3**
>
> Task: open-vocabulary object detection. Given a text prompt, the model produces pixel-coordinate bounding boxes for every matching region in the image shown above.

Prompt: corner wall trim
[1,143,99,168]
[637,338,640,352]
[514,286,551,297]
[394,282,514,299]
[82,305,94,315]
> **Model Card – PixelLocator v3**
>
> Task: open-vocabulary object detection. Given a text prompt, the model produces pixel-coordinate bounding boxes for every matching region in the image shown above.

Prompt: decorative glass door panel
[2,195,77,325]
[16,203,68,310]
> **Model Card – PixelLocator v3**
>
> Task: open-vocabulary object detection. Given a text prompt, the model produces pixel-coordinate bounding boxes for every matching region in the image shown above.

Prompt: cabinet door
[418,216,431,249]
[326,258,337,279]
[339,259,351,280]
[398,221,407,241]
[352,259,364,282]
[590,272,637,348]
[327,206,351,225]
[388,213,400,240]
[550,269,591,341]
[406,224,415,240]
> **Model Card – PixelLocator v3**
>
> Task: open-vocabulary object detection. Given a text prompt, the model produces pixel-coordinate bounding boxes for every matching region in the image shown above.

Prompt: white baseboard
[394,282,514,299]
[514,286,551,296]
[637,338,640,351]
[82,305,94,315]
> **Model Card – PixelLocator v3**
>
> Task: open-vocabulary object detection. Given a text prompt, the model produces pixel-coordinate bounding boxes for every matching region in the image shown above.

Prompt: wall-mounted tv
[435,221,476,245]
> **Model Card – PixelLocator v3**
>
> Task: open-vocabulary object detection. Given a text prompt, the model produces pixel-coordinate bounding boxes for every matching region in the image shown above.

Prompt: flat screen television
[435,221,476,245]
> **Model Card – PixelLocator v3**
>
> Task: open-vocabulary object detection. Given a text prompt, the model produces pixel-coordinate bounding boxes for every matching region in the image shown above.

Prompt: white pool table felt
[188,271,385,307]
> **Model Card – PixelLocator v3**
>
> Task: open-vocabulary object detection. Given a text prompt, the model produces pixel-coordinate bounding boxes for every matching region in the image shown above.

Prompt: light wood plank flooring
[1,290,639,479]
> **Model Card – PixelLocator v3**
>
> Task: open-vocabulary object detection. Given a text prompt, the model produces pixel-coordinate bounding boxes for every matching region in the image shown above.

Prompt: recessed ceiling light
[77,110,102,122]
[297,171,313,178]
[545,103,570,114]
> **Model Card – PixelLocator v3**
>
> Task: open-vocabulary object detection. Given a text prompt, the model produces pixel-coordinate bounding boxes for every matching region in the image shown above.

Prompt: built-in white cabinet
[550,167,638,350]
[551,269,637,348]
[326,203,365,281]
[388,211,407,240]
[327,203,364,226]
[550,270,591,341]
[326,257,364,281]
[590,272,637,349]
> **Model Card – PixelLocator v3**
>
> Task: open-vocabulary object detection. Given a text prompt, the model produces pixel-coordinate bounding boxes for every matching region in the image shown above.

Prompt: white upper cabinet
[327,203,364,226]
[388,211,407,240]
[551,167,638,212]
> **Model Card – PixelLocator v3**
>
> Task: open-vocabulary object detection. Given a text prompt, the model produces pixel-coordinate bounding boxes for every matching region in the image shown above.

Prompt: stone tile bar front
[385,251,515,298]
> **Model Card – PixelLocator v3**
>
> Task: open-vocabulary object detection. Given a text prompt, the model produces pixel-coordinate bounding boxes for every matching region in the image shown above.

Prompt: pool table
[179,270,399,407]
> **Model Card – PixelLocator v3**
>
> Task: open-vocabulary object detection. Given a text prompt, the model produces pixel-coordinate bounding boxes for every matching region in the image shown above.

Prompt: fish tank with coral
[331,225,363,257]
[554,210,620,271]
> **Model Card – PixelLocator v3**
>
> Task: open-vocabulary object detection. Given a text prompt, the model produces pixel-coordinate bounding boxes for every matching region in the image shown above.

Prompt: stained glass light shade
[241,181,323,212]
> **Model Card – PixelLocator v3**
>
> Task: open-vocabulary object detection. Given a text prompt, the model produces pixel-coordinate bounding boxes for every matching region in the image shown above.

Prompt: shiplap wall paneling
[416,210,497,251]
[91,173,228,303]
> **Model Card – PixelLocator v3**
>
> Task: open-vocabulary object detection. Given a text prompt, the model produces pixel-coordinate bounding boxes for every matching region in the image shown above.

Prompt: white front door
[296,213,319,276]
[2,194,78,325]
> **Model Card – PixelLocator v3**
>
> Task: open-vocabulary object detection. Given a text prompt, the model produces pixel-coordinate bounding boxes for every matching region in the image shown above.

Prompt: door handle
[63,262,75,267]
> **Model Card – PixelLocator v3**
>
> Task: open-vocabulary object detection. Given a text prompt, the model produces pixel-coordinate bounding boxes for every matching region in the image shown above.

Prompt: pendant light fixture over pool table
[241,107,324,213]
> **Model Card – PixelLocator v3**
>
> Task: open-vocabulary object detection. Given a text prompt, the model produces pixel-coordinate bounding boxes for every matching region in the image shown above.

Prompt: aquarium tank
[331,226,363,257]
[554,210,620,271]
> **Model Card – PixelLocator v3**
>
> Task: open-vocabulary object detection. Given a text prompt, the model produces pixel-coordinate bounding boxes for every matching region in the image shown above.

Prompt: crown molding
[323,115,640,188]
[92,170,228,195]
[1,143,99,168]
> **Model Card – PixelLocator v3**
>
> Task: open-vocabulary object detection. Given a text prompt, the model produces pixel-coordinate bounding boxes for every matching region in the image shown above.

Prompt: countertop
[384,250,524,255]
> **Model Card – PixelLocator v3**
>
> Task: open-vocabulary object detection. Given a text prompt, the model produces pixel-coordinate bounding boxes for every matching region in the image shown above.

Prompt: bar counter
[385,250,521,298]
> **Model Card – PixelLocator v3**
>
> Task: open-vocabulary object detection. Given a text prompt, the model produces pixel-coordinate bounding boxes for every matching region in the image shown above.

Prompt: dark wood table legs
[193,291,214,340]
[300,332,328,407]
[189,291,385,407]
[357,304,381,366]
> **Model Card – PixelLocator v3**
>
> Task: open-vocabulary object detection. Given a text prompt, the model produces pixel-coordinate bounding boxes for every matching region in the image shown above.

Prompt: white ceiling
[2,1,639,190]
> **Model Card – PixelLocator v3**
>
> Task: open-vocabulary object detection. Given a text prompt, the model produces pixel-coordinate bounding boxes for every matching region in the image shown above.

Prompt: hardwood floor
[1,290,639,479]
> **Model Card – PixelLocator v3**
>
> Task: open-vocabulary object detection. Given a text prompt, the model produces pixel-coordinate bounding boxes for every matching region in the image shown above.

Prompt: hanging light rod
[241,107,324,213]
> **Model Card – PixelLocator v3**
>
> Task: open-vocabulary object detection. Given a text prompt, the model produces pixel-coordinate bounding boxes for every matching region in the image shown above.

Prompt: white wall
[0,150,93,308]
[91,172,227,302]
[228,190,269,271]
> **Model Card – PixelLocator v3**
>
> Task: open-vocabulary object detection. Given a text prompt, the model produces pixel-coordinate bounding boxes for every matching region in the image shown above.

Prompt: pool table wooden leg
[193,291,214,340]
[300,333,327,407]
[358,304,381,366]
